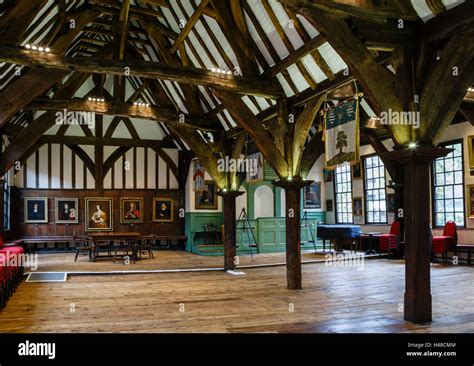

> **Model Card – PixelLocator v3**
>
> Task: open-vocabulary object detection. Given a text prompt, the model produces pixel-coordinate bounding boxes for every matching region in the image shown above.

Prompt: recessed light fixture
[408,142,417,149]
[25,44,51,53]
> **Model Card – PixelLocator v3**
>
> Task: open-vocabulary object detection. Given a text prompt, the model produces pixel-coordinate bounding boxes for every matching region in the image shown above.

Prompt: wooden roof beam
[282,0,419,23]
[0,9,103,128]
[170,0,211,54]
[25,99,218,130]
[263,34,326,78]
[118,0,131,60]
[422,0,474,41]
[38,135,173,148]
[0,45,283,99]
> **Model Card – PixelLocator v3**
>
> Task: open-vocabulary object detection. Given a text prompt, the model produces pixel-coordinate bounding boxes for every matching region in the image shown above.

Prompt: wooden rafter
[170,0,211,54]
[292,95,325,174]
[213,89,288,178]
[284,3,409,144]
[212,0,259,76]
[425,0,445,15]
[283,0,418,23]
[420,25,474,144]
[263,35,326,78]
[0,44,283,99]
[0,9,102,128]
[24,99,216,131]
[118,0,131,60]
[2,70,95,174]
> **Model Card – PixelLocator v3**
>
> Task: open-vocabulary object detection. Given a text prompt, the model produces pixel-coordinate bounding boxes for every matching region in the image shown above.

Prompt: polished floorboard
[0,251,472,333]
[30,249,339,272]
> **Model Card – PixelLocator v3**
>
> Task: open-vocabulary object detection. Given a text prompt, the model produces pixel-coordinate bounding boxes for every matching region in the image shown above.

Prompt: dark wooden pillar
[0,130,4,238]
[383,146,450,323]
[274,177,312,290]
[218,190,244,271]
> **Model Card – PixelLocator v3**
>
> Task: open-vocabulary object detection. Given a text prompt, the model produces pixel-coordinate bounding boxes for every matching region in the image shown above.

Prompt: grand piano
[317,225,362,252]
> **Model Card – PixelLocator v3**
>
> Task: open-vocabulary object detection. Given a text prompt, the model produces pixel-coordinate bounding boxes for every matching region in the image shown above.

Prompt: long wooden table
[89,232,142,240]
[89,232,142,262]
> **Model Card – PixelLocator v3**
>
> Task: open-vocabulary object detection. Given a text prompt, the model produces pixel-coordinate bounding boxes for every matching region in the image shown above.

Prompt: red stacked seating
[432,221,457,263]
[0,236,25,309]
[378,221,401,259]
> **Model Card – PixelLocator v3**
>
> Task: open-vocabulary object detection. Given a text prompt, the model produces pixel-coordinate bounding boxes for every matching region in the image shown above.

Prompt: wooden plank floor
[28,250,338,272]
[0,257,473,333]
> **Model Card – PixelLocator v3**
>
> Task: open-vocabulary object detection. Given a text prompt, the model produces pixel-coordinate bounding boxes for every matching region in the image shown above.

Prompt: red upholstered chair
[378,221,401,259]
[432,221,457,263]
[0,236,25,309]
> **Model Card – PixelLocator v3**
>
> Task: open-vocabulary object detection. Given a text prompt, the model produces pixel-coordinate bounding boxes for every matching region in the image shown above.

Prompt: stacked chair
[432,221,458,263]
[378,221,401,259]
[0,236,25,309]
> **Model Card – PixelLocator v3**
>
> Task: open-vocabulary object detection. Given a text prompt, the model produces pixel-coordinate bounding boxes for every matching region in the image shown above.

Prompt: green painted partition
[185,212,223,253]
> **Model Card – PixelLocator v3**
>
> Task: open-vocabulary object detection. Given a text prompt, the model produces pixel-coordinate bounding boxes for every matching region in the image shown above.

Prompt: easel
[236,207,259,256]
[301,210,317,253]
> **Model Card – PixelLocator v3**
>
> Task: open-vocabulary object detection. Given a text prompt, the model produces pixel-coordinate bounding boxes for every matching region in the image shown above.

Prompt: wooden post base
[383,146,451,323]
[217,190,244,272]
[274,177,313,290]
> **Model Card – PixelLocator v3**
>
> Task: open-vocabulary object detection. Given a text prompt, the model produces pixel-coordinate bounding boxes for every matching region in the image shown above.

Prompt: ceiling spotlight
[88,97,92,101]
[468,87,474,93]
[211,67,216,72]
[25,44,31,49]
[31,45,38,50]
[38,47,44,52]
[226,70,232,75]
[222,188,227,193]
[45,47,51,53]
[408,142,417,149]
[287,176,293,181]
[146,103,150,107]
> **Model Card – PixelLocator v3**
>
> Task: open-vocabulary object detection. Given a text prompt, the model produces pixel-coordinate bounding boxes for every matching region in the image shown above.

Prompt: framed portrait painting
[326,199,333,212]
[120,197,144,224]
[195,180,218,210]
[387,194,396,213]
[55,198,78,224]
[153,198,174,222]
[24,197,48,224]
[468,136,474,170]
[468,185,474,219]
[85,198,113,231]
[323,168,333,183]
[353,197,363,216]
[304,182,321,209]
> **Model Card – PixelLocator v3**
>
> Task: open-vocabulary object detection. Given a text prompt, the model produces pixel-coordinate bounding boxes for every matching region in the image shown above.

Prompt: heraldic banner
[325,98,360,169]
[193,159,205,192]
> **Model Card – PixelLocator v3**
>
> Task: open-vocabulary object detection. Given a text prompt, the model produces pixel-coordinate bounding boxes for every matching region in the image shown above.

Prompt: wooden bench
[154,235,187,250]
[456,245,474,265]
[18,236,76,253]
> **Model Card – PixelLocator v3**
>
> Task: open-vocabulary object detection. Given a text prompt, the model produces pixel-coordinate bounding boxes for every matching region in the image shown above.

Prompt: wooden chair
[74,237,94,262]
[378,221,401,259]
[432,221,458,263]
[138,235,155,260]
[113,240,137,264]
